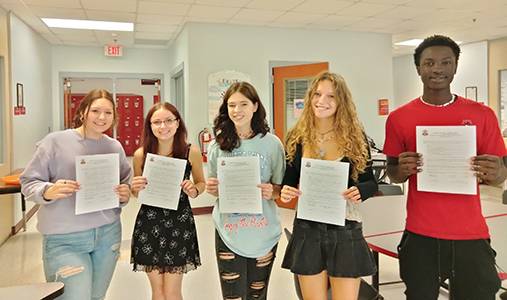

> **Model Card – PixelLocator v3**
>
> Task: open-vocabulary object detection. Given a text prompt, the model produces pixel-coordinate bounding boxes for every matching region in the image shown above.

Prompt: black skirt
[281,218,376,278]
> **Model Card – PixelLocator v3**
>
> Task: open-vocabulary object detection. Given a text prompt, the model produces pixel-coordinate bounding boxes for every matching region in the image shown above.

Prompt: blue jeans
[42,220,122,300]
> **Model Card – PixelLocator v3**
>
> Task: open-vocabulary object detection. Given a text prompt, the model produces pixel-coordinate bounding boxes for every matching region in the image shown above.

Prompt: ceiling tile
[80,0,137,13]
[185,16,229,23]
[135,31,174,40]
[136,14,184,25]
[141,0,193,3]
[405,0,506,10]
[308,15,364,29]
[138,1,190,15]
[23,0,82,8]
[229,8,284,22]
[228,19,268,26]
[194,0,250,7]
[85,10,136,22]
[274,11,328,24]
[362,0,411,4]
[95,31,134,44]
[187,4,240,18]
[135,23,179,33]
[291,0,354,15]
[0,0,21,4]
[336,2,396,17]
[30,6,87,19]
[373,5,433,20]
[247,0,305,11]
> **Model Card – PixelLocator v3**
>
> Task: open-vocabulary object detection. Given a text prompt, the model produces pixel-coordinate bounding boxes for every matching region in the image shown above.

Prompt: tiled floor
[0,185,505,299]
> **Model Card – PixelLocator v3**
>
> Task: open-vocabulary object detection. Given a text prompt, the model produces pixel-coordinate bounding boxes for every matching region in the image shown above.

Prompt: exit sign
[104,44,123,57]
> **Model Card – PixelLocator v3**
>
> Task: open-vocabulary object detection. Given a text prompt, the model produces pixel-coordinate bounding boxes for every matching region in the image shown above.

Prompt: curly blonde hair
[285,71,368,180]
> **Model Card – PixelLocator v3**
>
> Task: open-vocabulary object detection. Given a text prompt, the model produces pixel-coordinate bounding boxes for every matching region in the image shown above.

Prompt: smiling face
[227,92,258,131]
[417,45,457,91]
[150,108,179,141]
[83,98,114,137]
[311,80,337,120]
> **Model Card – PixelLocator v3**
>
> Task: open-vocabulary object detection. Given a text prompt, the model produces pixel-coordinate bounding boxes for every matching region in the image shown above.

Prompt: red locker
[116,94,144,156]
[70,93,86,127]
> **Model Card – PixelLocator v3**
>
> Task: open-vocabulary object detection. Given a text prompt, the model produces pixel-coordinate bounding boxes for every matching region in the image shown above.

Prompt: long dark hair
[213,82,269,152]
[141,102,188,170]
[73,89,117,129]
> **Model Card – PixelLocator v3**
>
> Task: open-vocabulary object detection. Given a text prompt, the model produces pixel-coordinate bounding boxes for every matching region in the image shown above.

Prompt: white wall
[168,26,189,113]
[10,13,52,169]
[393,41,488,109]
[453,41,488,104]
[392,54,422,108]
[184,23,393,146]
[9,12,53,223]
[52,46,172,130]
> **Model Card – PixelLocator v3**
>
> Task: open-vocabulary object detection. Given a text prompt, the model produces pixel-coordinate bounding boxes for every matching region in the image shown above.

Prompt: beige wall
[488,37,507,146]
[488,37,507,116]
[0,8,13,244]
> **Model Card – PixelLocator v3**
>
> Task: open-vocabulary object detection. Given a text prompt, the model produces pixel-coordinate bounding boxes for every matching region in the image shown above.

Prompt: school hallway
[0,184,504,299]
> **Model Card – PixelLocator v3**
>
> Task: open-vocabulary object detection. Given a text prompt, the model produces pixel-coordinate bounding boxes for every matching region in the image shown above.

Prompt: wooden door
[273,62,328,209]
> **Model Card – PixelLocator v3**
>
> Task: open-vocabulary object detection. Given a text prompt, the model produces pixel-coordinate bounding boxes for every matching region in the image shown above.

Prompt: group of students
[19,34,506,300]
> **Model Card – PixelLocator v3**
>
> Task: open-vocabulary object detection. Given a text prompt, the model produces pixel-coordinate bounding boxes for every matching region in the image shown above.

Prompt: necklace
[316,130,335,144]
[237,129,254,139]
[420,94,456,107]
[316,130,336,158]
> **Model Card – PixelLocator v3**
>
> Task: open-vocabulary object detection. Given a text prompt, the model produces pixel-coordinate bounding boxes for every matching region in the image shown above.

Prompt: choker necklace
[316,128,335,144]
[237,129,254,139]
[317,128,334,136]
[420,94,456,107]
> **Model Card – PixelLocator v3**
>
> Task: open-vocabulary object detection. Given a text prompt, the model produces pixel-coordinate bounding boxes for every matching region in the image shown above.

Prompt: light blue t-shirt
[208,132,286,258]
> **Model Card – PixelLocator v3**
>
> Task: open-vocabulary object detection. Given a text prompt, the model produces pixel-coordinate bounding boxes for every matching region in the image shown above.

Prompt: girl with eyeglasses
[130,102,205,300]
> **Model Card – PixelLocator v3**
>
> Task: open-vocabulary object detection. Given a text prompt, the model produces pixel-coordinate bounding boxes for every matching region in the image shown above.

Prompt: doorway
[61,74,163,156]
[272,62,329,141]
[272,62,329,209]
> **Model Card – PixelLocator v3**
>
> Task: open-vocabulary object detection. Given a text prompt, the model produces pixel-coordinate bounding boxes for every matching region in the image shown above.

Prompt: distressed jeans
[42,219,122,300]
[215,231,277,300]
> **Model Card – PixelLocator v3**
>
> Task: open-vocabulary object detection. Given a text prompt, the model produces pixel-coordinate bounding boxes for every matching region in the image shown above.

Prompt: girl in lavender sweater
[20,89,131,300]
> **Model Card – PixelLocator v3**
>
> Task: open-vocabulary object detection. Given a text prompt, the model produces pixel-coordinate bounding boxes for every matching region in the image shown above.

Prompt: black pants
[398,231,500,300]
[215,232,277,300]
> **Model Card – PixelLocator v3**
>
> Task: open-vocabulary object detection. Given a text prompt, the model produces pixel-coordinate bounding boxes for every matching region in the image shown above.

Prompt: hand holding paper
[138,153,187,210]
[217,156,262,214]
[297,158,349,226]
[416,126,476,195]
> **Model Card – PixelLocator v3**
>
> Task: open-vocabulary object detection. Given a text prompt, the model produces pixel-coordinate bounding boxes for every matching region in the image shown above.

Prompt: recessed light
[42,18,133,31]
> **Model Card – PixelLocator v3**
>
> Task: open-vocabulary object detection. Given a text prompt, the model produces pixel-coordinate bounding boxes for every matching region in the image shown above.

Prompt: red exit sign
[104,44,123,57]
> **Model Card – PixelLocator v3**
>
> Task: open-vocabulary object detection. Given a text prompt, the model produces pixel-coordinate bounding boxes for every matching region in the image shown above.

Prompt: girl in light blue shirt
[206,82,285,300]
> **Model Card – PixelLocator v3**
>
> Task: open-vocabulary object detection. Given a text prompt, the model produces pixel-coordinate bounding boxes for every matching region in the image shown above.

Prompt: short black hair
[413,35,461,67]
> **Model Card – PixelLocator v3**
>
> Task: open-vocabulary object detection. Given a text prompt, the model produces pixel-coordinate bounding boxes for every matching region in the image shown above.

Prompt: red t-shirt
[383,96,506,240]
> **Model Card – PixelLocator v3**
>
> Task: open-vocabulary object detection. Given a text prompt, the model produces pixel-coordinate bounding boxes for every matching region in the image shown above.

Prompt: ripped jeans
[42,219,122,300]
[215,231,277,300]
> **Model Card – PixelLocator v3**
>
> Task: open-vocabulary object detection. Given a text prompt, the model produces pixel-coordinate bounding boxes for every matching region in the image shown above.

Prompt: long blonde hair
[285,71,368,180]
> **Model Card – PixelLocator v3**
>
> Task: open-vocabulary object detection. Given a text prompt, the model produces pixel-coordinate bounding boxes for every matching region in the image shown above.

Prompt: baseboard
[192,206,213,215]
[10,204,39,236]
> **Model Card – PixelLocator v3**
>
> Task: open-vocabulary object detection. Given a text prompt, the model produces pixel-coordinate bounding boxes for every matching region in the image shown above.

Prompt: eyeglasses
[151,118,178,127]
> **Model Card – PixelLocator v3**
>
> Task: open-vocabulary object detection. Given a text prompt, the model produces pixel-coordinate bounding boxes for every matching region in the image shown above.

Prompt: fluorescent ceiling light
[42,18,133,31]
[395,38,463,47]
[395,39,423,46]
